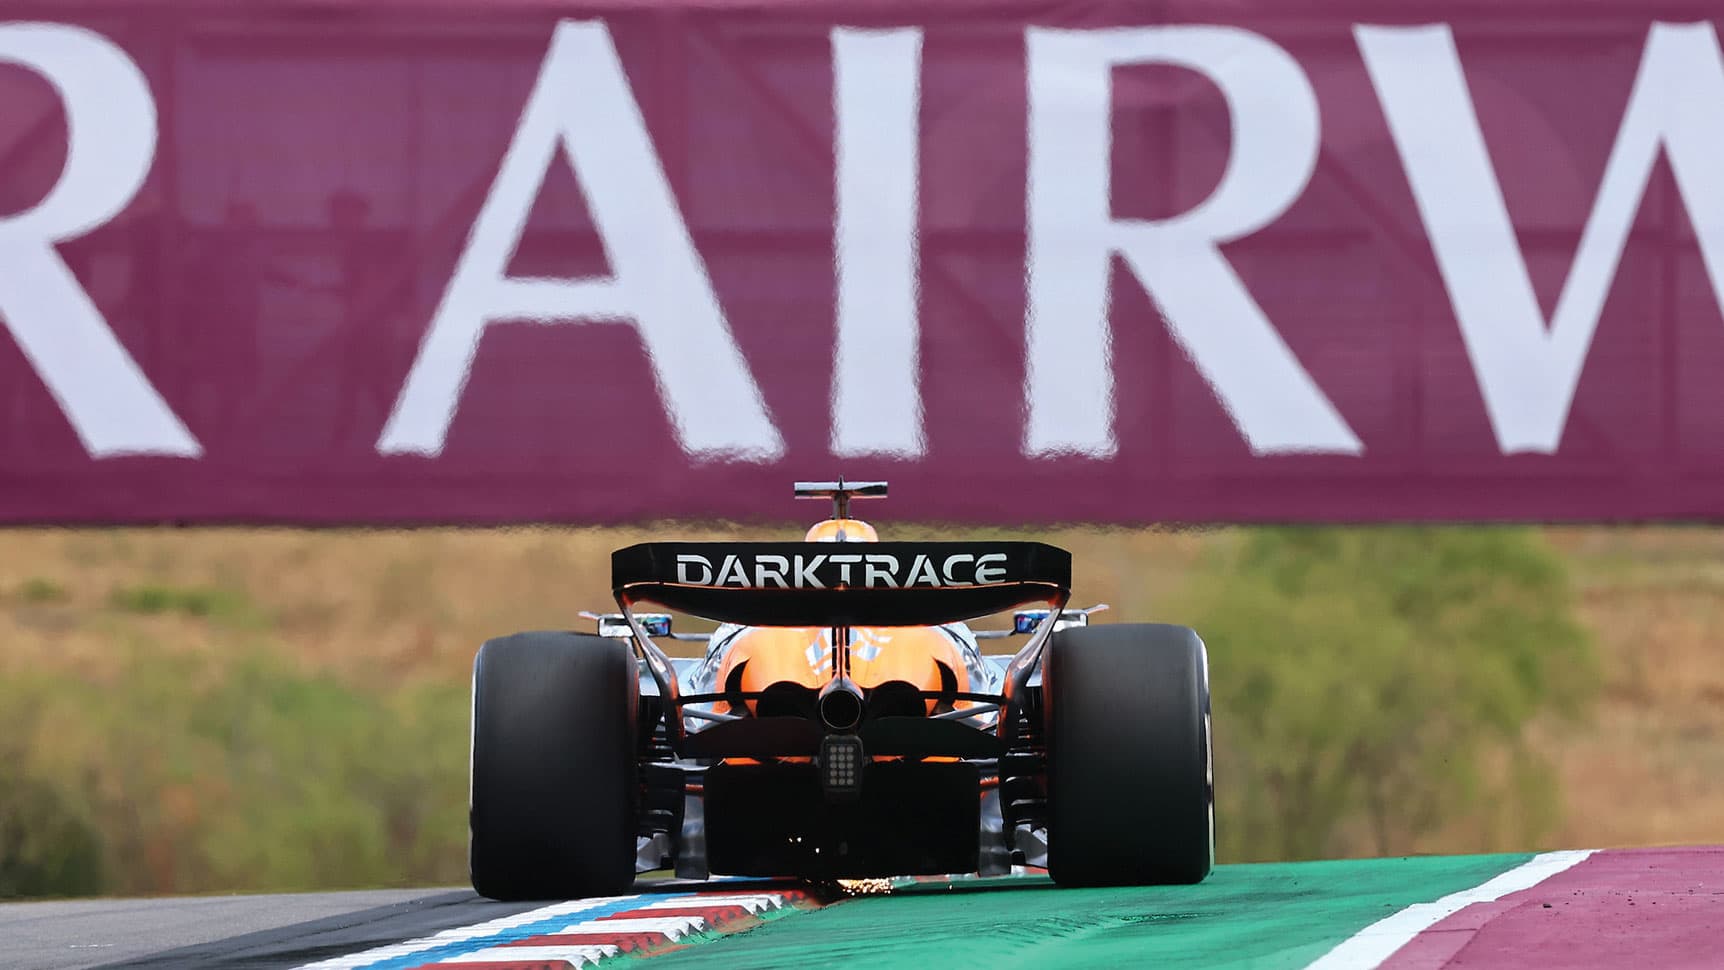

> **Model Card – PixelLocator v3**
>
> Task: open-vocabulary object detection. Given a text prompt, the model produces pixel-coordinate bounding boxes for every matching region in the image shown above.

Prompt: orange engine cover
[716,626,970,712]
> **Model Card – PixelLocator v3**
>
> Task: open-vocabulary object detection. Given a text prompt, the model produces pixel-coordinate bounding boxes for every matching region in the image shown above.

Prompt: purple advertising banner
[3,1,1724,524]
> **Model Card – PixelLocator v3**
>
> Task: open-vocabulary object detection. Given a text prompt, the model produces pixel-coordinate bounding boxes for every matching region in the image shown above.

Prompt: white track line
[1303,849,1595,970]
[292,896,639,969]
[438,944,618,965]
[546,916,707,936]
[634,893,784,913]
[292,889,800,970]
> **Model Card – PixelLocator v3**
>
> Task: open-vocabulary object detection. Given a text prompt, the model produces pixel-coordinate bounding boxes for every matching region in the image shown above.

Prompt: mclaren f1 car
[468,480,1214,899]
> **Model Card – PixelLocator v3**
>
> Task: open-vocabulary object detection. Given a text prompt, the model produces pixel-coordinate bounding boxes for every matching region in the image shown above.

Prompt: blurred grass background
[2,524,1720,898]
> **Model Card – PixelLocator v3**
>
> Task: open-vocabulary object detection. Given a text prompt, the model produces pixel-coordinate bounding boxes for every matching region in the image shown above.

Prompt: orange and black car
[467,480,1213,901]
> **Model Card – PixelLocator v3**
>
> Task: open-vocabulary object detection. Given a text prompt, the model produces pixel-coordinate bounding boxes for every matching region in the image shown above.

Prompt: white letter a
[380,20,782,459]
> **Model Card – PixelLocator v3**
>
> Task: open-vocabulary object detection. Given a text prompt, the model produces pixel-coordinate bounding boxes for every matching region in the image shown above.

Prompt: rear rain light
[819,734,865,801]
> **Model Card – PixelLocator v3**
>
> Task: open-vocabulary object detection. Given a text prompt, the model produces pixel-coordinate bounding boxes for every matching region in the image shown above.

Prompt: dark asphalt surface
[0,887,458,970]
[0,877,786,970]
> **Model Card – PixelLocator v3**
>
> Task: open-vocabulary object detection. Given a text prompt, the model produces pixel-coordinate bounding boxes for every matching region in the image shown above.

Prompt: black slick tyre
[1044,622,1214,887]
[469,631,639,900]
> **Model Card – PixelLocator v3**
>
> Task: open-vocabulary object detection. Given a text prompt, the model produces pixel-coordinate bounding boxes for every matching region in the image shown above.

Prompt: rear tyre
[470,631,639,900]
[1044,623,1213,887]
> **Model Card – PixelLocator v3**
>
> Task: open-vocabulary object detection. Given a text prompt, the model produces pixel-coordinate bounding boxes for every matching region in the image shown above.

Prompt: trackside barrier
[2,2,1721,523]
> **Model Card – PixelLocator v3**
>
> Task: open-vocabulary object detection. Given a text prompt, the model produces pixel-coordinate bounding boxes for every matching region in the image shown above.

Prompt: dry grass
[1540,527,1724,848]
[0,524,1213,682]
[3,522,1722,853]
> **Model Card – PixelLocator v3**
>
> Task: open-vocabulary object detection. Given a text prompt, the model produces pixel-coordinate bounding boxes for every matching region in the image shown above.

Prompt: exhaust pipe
[817,677,865,733]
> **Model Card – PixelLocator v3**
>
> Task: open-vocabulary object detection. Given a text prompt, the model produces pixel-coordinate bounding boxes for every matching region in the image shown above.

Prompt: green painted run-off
[641,854,1532,970]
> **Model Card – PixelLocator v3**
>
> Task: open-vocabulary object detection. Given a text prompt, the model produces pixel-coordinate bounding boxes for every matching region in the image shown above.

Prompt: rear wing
[615,539,1073,750]
[612,541,1071,627]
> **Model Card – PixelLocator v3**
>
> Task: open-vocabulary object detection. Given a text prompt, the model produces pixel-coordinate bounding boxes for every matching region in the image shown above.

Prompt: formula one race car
[468,480,1213,900]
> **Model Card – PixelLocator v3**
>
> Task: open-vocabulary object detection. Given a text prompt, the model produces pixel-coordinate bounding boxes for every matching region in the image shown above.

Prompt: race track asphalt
[0,876,772,970]
[0,887,473,970]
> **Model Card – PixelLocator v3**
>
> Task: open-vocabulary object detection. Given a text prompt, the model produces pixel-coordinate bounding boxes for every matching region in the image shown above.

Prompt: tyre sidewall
[1044,622,1213,886]
[469,631,639,900]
